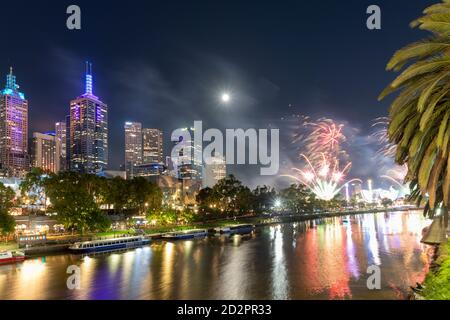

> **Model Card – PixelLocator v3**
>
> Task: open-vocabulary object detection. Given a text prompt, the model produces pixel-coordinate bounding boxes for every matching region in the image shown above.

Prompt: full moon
[221,93,231,103]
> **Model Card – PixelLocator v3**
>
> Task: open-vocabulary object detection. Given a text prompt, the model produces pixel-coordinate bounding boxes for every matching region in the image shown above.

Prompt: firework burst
[283,153,361,201]
[283,117,358,201]
[371,117,397,157]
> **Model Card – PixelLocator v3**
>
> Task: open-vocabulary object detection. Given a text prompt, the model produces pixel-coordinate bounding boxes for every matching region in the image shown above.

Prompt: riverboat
[0,251,26,265]
[161,229,208,240]
[69,236,150,253]
[214,224,255,235]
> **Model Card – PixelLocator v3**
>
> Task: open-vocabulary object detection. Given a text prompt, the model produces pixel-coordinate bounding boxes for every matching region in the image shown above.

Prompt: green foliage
[41,172,164,233]
[196,175,256,216]
[422,240,450,300]
[279,184,319,213]
[103,177,131,214]
[252,185,277,214]
[0,182,15,237]
[128,177,162,214]
[381,198,394,208]
[380,0,450,223]
[147,208,194,226]
[0,182,15,212]
[45,172,110,233]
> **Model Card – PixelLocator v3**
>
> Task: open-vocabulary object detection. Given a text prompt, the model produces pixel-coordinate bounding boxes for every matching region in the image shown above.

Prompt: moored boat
[162,229,208,240]
[69,236,150,253]
[214,224,255,235]
[0,251,26,265]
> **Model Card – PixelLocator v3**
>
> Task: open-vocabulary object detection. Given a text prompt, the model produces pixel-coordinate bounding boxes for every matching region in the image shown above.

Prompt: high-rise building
[124,122,142,179]
[142,128,163,164]
[173,127,202,180]
[32,132,61,173]
[202,155,226,188]
[69,63,108,174]
[0,68,29,177]
[55,121,67,171]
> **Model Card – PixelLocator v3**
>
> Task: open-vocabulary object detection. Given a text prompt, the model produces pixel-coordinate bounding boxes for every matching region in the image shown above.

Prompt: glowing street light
[274,199,282,209]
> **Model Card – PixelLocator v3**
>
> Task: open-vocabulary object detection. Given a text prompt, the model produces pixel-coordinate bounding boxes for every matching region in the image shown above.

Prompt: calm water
[0,211,433,300]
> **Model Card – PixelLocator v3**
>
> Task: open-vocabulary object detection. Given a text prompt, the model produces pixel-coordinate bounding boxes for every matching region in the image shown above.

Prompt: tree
[147,208,194,226]
[20,168,51,214]
[0,183,16,240]
[380,0,450,228]
[381,198,394,209]
[104,177,132,214]
[45,172,110,234]
[129,177,162,215]
[196,175,257,216]
[279,184,319,214]
[196,187,216,213]
[252,186,277,214]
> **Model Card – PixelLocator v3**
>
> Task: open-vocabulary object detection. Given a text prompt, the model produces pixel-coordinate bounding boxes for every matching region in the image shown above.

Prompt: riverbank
[3,207,418,256]
[413,240,450,300]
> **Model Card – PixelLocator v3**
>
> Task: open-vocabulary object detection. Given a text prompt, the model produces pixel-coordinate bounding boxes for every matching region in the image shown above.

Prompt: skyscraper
[124,122,142,179]
[202,155,226,188]
[55,121,67,171]
[32,132,60,173]
[0,68,29,177]
[142,128,163,164]
[173,127,202,180]
[69,63,108,174]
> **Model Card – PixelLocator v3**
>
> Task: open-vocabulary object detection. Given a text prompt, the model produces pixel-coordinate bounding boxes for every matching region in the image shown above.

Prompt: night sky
[0,0,437,188]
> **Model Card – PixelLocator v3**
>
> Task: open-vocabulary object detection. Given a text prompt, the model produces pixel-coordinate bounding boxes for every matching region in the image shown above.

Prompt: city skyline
[0,0,437,188]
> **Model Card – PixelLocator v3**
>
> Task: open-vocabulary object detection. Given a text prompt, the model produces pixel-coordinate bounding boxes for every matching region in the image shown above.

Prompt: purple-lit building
[0,68,29,177]
[69,63,108,174]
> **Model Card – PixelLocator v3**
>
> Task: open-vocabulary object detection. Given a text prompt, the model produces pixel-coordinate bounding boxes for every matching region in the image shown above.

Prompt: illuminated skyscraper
[202,154,226,188]
[55,121,67,171]
[32,132,60,173]
[124,122,142,179]
[173,127,202,180]
[0,68,29,177]
[69,63,108,174]
[142,128,163,164]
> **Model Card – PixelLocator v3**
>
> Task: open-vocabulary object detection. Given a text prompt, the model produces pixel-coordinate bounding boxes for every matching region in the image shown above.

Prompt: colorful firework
[291,117,348,165]
[371,117,397,157]
[283,154,361,201]
[282,116,359,201]
[380,166,410,196]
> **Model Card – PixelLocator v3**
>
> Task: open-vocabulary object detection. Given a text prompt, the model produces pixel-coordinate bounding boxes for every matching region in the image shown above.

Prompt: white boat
[69,236,150,253]
[162,229,208,240]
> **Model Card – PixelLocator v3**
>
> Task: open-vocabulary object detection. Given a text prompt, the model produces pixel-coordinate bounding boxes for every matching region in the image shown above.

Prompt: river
[0,210,433,300]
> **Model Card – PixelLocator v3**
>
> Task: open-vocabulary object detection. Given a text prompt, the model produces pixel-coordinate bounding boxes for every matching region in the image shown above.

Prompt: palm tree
[380,0,450,229]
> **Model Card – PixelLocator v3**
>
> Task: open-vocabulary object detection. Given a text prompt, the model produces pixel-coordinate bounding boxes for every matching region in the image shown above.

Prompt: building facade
[142,128,163,164]
[55,121,67,171]
[32,132,61,173]
[124,122,143,179]
[173,127,202,180]
[69,63,108,174]
[202,155,226,188]
[0,68,29,177]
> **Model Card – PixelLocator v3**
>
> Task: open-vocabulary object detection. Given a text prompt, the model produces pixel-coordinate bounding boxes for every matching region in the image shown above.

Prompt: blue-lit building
[69,63,108,174]
[0,68,29,177]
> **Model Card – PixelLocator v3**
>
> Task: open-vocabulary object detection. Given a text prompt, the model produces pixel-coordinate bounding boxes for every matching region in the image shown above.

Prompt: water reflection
[0,211,432,300]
